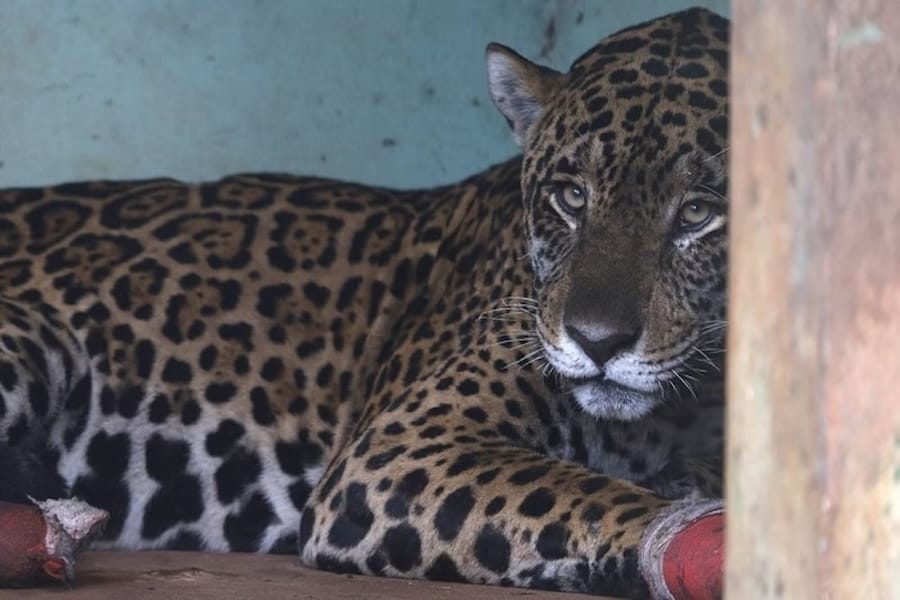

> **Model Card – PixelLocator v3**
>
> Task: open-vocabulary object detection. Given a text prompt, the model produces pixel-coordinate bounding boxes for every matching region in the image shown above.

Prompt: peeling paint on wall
[0,0,729,188]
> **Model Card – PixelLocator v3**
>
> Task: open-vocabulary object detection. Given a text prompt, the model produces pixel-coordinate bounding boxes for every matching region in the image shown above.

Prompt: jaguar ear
[486,43,565,147]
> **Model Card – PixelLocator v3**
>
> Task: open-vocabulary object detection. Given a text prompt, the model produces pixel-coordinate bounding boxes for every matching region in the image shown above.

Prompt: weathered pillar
[727,2,900,599]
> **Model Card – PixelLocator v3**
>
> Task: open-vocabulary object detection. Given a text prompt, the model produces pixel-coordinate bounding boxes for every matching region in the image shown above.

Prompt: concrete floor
[7,551,613,600]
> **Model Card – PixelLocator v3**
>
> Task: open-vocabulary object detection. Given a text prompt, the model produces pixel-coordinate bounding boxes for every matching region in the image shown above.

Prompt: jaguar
[0,7,728,598]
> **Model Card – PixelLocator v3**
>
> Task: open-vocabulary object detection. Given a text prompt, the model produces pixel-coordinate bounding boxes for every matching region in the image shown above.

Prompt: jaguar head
[487,8,729,420]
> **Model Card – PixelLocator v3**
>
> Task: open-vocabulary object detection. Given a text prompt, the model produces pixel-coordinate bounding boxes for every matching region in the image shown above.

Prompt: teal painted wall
[0,0,729,188]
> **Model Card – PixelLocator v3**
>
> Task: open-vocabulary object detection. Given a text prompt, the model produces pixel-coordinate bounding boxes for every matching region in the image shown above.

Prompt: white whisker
[703,146,730,162]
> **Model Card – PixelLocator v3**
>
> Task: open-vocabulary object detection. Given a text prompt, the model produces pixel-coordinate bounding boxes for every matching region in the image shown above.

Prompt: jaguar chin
[568,377,661,421]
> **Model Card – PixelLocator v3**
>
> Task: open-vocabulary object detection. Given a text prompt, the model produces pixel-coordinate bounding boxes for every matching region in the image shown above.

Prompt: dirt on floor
[4,551,613,599]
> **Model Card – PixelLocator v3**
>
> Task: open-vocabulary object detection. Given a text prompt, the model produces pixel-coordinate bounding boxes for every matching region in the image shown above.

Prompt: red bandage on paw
[639,499,724,600]
[0,498,108,587]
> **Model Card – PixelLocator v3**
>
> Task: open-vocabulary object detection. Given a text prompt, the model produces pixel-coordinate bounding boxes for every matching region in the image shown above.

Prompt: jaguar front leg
[299,420,715,598]
[0,295,89,502]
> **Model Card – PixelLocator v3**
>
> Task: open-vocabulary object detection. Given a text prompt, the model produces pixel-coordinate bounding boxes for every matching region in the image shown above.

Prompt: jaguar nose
[565,324,640,368]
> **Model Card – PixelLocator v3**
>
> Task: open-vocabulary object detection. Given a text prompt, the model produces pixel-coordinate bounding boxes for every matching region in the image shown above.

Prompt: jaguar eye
[678,200,712,229]
[553,184,586,214]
